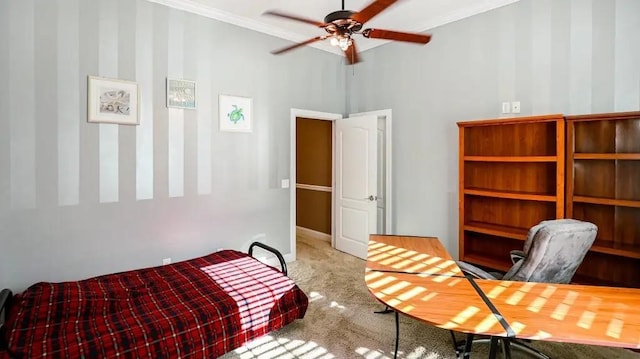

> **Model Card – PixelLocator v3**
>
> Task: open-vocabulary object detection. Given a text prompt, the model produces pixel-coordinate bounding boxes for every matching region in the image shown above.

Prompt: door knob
[366,195,378,201]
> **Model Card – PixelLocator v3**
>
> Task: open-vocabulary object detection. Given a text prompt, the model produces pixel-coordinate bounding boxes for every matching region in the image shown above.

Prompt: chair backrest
[502,219,597,284]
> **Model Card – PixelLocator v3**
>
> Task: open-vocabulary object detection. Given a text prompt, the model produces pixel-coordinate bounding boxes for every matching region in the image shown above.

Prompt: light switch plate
[281,179,290,189]
[502,102,511,114]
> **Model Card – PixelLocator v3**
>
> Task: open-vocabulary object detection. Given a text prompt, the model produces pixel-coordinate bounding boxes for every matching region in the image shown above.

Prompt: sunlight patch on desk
[442,306,481,329]
[389,247,408,255]
[540,285,557,298]
[510,321,526,335]
[401,304,415,312]
[367,275,396,289]
[397,286,426,301]
[527,296,548,313]
[606,303,627,339]
[447,278,463,287]
[486,285,505,298]
[551,303,570,321]
[418,266,446,277]
[528,286,557,311]
[486,281,512,299]
[375,250,431,270]
[577,312,595,330]
[365,271,384,280]
[370,252,393,263]
[381,281,411,295]
[424,257,443,266]
[421,292,438,302]
[528,330,553,340]
[551,291,578,320]
[607,318,623,339]
[368,241,386,250]
[385,298,402,307]
[408,253,428,261]
[506,282,534,305]
[378,245,397,253]
[379,256,405,267]
[474,313,500,332]
[577,296,601,329]
[393,259,419,269]
[432,271,459,283]
[405,263,428,272]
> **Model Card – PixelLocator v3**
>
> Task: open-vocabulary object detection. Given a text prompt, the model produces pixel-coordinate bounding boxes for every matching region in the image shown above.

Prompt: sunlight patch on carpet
[356,346,438,359]
[309,291,325,302]
[233,335,336,359]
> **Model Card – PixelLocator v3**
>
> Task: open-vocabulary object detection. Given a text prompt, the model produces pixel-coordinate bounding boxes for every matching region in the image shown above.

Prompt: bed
[0,242,308,358]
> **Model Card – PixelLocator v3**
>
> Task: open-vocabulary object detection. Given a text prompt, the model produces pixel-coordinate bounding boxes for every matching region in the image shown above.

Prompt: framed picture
[219,94,252,132]
[166,78,197,109]
[87,76,139,125]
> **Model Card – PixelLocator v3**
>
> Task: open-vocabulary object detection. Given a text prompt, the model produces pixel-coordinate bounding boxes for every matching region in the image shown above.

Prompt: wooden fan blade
[351,0,398,25]
[271,36,328,55]
[344,41,360,65]
[363,28,431,44]
[263,10,326,27]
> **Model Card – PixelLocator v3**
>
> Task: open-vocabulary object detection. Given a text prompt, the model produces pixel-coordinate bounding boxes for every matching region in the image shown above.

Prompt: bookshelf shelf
[458,115,565,273]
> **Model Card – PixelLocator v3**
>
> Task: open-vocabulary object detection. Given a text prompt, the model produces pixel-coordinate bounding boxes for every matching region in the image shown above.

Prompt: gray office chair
[452,219,598,359]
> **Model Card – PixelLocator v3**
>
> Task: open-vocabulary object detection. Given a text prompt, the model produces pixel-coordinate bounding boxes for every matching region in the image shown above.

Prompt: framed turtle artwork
[219,94,252,132]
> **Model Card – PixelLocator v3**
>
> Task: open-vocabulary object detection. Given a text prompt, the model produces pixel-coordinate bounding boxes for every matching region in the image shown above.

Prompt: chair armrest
[510,250,526,264]
[456,261,499,280]
[248,242,287,275]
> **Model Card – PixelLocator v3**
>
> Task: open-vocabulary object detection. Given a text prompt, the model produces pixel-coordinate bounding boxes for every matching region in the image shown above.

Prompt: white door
[334,115,378,259]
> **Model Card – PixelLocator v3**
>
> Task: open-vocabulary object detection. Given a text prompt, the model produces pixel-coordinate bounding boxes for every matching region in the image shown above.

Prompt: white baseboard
[296,226,331,242]
[260,253,294,271]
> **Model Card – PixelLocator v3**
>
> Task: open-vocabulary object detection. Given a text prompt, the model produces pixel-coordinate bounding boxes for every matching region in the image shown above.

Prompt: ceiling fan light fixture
[330,36,352,50]
[339,37,352,51]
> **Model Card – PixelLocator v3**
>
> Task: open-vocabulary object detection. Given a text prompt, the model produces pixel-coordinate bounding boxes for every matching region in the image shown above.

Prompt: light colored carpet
[220,235,640,359]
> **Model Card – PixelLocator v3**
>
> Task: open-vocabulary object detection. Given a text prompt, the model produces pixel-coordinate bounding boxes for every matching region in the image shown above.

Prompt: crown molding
[414,0,520,32]
[364,0,521,50]
[145,0,344,55]
[146,0,521,55]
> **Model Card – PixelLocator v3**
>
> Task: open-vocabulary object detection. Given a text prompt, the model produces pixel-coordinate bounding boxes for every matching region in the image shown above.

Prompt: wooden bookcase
[566,111,640,287]
[458,114,566,272]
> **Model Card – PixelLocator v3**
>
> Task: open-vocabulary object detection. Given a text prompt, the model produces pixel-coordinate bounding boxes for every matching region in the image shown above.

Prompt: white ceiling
[148,0,520,54]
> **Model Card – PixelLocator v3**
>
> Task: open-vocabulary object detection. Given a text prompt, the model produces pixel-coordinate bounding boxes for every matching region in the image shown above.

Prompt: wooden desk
[366,235,640,357]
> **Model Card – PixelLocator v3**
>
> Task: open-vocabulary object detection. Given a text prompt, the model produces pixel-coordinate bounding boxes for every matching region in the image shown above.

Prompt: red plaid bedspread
[1,250,308,358]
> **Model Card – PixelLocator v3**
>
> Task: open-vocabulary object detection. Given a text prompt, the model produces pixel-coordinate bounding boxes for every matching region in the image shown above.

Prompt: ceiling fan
[264,0,432,65]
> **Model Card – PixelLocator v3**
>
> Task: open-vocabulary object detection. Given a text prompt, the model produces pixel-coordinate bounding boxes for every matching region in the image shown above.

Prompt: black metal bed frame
[248,241,288,275]
[0,288,11,350]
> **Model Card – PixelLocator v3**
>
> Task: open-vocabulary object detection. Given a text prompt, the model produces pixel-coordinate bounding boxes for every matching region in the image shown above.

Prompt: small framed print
[219,94,252,132]
[87,76,139,125]
[166,78,197,110]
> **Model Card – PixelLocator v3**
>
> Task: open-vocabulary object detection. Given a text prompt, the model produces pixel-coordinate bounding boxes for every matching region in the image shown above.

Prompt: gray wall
[0,0,347,291]
[3,0,639,292]
[348,0,640,256]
